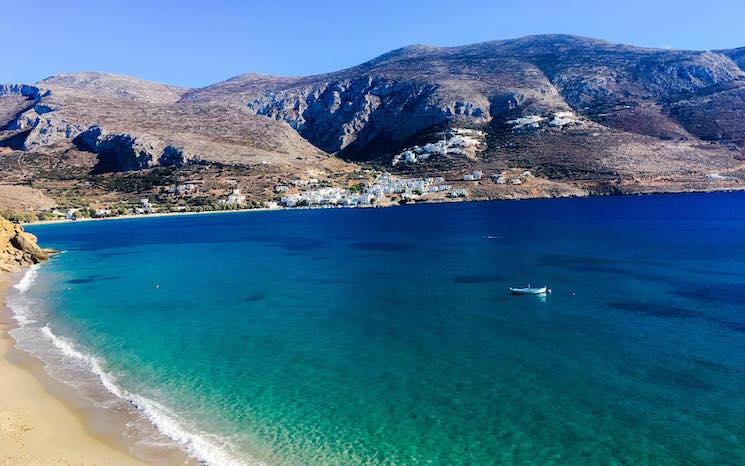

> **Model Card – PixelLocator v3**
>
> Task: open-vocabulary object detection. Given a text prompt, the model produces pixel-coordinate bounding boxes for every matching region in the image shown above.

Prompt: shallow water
[13,193,745,465]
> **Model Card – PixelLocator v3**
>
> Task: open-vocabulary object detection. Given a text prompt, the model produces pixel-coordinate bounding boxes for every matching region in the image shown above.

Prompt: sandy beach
[25,206,280,226]
[0,273,186,465]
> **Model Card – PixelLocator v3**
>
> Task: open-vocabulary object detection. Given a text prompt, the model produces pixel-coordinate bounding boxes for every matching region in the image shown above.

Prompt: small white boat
[509,285,551,295]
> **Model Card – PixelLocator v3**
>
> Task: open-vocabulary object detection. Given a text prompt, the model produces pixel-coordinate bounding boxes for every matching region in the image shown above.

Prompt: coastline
[5,186,744,466]
[25,205,281,226]
[4,189,745,464]
[22,183,745,227]
[0,271,192,465]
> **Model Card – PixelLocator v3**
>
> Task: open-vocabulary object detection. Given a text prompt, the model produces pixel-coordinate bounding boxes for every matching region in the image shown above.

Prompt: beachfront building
[280,187,350,207]
[369,173,440,196]
[279,173,471,209]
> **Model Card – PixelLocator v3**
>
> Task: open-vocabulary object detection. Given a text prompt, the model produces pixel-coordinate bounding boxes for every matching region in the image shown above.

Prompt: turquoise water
[12,193,745,465]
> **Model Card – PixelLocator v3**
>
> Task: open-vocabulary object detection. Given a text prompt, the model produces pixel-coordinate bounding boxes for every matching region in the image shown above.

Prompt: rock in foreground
[0,216,49,272]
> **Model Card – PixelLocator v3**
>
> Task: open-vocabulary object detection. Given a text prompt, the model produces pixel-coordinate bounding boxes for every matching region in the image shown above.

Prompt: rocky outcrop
[244,77,447,156]
[0,217,48,273]
[18,110,84,150]
[0,85,46,137]
[73,126,158,172]
[0,84,45,102]
[72,127,197,172]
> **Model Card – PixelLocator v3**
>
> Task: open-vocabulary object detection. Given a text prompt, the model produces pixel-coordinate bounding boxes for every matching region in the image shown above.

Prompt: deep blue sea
[9,193,745,465]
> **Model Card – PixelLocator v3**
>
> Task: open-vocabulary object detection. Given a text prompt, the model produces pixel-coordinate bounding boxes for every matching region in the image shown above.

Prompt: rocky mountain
[182,35,745,159]
[1,34,744,214]
[0,73,346,173]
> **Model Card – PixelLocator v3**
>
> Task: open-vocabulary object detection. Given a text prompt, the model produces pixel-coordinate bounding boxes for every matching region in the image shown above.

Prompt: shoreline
[4,185,744,465]
[0,271,193,465]
[22,183,745,227]
[4,187,744,464]
[25,205,281,226]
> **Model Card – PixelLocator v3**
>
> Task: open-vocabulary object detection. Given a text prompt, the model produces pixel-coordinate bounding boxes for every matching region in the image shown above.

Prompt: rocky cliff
[0,217,48,272]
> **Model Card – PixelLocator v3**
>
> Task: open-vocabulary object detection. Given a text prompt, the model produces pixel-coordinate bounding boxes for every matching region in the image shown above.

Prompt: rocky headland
[0,216,49,271]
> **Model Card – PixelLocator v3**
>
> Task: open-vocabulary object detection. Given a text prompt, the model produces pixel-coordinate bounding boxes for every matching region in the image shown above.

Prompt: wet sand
[0,273,192,465]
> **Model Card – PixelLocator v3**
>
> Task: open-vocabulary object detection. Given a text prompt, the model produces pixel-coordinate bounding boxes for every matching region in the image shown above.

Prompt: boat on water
[509,285,551,295]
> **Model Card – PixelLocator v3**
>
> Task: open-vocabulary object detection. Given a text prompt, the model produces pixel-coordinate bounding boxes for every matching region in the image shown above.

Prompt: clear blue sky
[3,0,744,88]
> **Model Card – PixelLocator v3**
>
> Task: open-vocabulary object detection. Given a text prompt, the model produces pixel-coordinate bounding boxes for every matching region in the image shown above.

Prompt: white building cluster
[392,128,486,165]
[549,111,580,127]
[507,111,580,131]
[220,189,247,206]
[279,173,463,208]
[506,115,545,129]
[281,187,359,207]
[368,173,450,196]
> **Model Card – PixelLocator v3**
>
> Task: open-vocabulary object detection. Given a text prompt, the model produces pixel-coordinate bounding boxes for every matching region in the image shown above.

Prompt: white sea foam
[13,264,39,294]
[39,324,262,466]
[8,265,41,326]
[9,301,37,326]
[8,264,266,465]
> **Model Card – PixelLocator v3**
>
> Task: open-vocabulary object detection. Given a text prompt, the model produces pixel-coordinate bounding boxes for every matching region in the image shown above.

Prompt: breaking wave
[13,264,39,294]
[7,265,261,466]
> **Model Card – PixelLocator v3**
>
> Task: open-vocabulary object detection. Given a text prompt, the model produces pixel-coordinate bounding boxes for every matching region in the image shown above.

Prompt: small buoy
[155,283,160,289]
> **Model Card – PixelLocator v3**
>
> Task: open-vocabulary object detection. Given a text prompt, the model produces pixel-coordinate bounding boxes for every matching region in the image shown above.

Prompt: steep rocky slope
[0,73,348,175]
[181,35,745,176]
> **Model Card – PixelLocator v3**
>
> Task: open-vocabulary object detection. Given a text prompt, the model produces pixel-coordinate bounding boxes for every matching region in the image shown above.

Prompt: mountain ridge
[182,35,745,164]
[1,34,744,215]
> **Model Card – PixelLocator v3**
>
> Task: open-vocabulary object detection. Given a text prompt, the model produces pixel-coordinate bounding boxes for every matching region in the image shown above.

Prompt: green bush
[349,183,364,193]
[0,210,39,223]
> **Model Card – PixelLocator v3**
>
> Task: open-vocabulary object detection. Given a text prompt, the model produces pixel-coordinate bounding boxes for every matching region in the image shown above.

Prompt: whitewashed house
[222,189,247,205]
